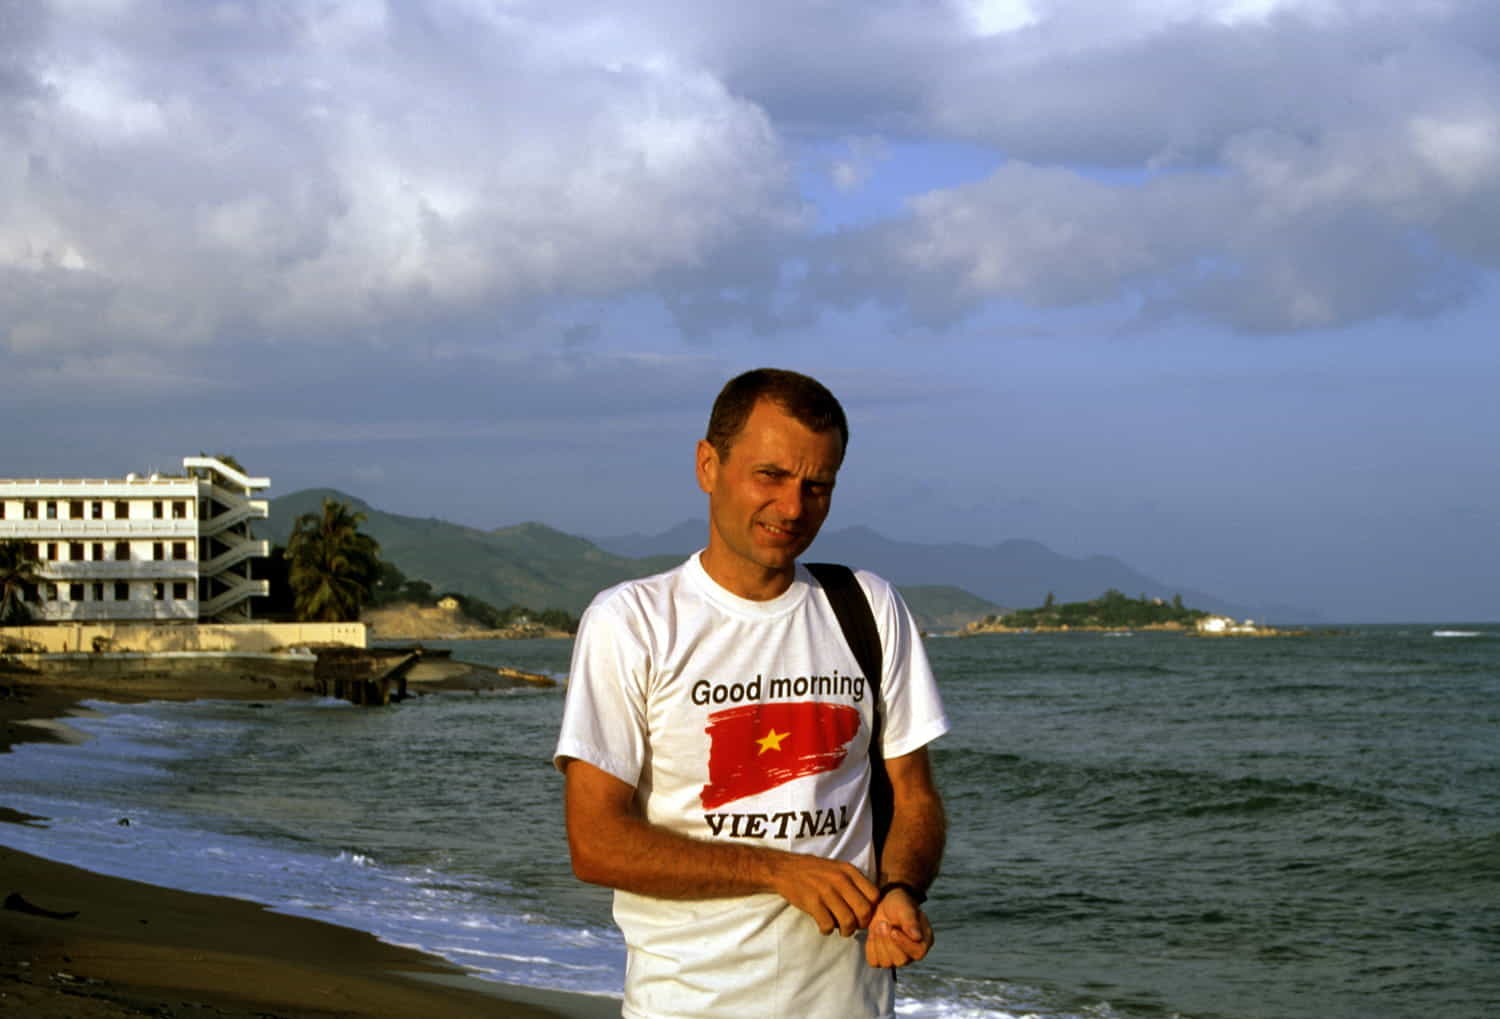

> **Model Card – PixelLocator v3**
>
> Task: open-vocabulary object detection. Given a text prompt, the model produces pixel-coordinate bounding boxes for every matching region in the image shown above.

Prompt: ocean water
[2,626,1497,1018]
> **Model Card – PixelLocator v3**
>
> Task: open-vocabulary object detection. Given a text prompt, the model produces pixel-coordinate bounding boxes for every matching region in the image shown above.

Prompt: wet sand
[0,669,618,1018]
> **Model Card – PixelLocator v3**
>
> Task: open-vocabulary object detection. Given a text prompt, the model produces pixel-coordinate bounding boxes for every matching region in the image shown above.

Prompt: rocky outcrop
[361,603,569,641]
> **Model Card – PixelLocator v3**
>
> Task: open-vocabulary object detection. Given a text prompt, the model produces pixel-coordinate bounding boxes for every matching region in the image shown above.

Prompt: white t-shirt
[555,553,949,1019]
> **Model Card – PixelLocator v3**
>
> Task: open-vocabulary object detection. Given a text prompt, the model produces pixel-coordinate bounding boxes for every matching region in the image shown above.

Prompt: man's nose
[775,482,804,519]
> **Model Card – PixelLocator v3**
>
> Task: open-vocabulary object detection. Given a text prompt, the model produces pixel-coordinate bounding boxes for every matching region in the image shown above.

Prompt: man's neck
[697,548,796,601]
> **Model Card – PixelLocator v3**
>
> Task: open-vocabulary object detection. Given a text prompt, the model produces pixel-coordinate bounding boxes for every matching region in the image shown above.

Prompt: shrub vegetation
[986,589,1207,629]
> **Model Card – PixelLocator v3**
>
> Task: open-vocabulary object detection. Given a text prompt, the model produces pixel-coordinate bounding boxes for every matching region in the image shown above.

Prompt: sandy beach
[0,668,619,1019]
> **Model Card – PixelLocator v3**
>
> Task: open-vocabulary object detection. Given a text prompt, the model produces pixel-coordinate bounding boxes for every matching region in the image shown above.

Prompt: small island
[961,589,1285,636]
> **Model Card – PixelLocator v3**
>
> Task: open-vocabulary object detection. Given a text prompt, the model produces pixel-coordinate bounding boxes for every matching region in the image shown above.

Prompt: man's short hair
[705,368,848,462]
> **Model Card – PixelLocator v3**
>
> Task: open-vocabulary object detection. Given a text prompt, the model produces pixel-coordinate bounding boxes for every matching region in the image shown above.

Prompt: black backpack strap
[805,562,893,861]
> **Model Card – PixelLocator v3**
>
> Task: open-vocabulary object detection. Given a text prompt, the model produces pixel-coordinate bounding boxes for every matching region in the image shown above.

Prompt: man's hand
[864,886,934,968]
[768,853,880,936]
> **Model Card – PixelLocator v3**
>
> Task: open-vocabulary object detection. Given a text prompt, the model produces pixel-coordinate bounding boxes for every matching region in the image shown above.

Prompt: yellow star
[756,727,789,754]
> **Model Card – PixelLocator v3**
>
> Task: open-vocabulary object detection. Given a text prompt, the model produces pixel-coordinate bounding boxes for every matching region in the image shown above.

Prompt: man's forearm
[571,804,789,898]
[563,759,880,935]
[876,758,947,893]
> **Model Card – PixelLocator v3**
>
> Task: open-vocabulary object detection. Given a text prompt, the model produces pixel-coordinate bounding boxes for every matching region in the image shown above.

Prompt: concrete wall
[17,650,319,685]
[0,621,367,654]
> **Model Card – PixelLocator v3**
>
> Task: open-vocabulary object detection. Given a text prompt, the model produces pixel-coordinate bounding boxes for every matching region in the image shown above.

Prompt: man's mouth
[758,521,800,541]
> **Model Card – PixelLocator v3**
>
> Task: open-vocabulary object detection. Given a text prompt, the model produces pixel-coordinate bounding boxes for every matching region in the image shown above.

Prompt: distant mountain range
[266,490,1316,629]
[590,521,1316,623]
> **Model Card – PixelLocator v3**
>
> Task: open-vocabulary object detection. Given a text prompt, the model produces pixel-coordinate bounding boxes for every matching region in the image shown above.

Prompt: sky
[3,0,1497,623]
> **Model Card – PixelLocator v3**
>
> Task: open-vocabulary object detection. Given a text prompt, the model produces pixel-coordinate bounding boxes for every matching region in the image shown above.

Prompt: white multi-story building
[0,456,271,623]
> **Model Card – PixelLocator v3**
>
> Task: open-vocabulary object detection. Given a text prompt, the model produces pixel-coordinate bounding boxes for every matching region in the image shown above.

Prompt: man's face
[696,398,844,600]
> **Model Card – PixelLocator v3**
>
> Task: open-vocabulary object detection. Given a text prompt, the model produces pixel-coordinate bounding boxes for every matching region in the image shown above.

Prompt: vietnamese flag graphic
[700,701,862,810]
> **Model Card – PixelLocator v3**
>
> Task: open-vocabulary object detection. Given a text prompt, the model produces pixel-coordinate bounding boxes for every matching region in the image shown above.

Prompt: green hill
[263,490,997,630]
[897,585,1005,633]
[265,489,662,616]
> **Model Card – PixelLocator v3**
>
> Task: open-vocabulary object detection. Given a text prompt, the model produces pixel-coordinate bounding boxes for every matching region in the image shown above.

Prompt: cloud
[830,136,891,194]
[1,0,799,359]
[789,2,1500,332]
[805,107,1497,333]
[4,0,1500,364]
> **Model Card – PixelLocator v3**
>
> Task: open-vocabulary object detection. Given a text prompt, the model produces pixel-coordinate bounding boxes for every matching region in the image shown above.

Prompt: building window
[46,501,57,520]
[70,542,84,561]
[45,583,58,601]
[152,582,165,601]
[114,581,130,601]
[92,582,105,601]
[172,500,188,519]
[69,582,84,601]
[153,501,164,519]
[171,541,189,561]
[23,500,37,519]
[152,541,164,561]
[115,541,130,561]
[0,502,5,520]
[45,542,57,561]
[70,500,84,519]
[92,542,105,561]
[92,501,104,519]
[115,500,128,519]
[172,581,189,600]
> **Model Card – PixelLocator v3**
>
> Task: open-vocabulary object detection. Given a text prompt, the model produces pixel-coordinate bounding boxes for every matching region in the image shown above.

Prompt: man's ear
[695,439,719,495]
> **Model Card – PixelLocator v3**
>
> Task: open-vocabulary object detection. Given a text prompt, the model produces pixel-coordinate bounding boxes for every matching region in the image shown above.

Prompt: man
[555,369,948,1018]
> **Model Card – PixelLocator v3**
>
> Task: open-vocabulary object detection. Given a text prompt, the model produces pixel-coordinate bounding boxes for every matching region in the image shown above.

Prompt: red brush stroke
[700,701,861,810]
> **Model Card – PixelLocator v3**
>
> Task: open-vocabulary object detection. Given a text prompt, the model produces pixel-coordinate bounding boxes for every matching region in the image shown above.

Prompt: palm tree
[0,538,42,626]
[284,499,382,622]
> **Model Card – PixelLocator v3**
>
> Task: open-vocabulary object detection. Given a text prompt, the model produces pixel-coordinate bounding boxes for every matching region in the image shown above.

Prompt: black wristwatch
[878,881,927,905]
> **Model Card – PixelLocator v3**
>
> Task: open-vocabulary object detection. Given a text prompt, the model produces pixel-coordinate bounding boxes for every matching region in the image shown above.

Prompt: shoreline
[958,622,1309,636]
[0,669,618,1019]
